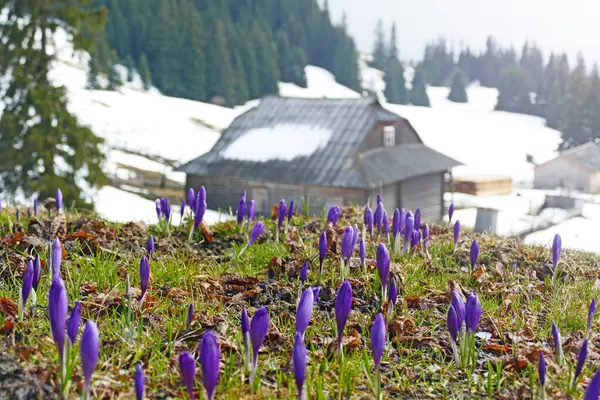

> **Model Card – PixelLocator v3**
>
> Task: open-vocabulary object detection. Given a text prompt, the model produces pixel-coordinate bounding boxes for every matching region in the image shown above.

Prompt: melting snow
[279,66,361,99]
[220,124,333,162]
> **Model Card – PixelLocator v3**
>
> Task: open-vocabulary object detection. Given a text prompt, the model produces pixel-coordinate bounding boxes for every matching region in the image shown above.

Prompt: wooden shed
[534,142,600,193]
[177,96,461,221]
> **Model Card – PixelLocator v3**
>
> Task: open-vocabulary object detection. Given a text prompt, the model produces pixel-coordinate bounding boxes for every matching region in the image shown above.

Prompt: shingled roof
[178,96,461,188]
[555,142,600,172]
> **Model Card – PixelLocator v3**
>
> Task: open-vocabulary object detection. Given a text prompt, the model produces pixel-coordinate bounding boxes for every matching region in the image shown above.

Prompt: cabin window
[252,188,269,213]
[383,126,395,147]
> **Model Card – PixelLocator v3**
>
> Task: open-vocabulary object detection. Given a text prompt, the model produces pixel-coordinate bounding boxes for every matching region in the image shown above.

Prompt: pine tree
[204,15,236,105]
[239,36,260,98]
[0,0,107,207]
[560,56,591,149]
[139,52,152,91]
[494,66,533,113]
[447,69,468,103]
[232,50,250,104]
[125,55,134,82]
[276,30,294,82]
[332,15,361,92]
[371,19,387,70]
[251,23,280,96]
[410,68,430,107]
[290,47,308,88]
[179,1,205,101]
[106,0,131,57]
[586,65,600,140]
[87,48,101,89]
[107,50,122,90]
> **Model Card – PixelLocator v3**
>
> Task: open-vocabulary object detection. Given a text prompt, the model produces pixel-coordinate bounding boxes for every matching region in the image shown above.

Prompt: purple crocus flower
[364,204,374,239]
[52,237,62,279]
[311,286,321,302]
[382,210,389,235]
[187,188,196,212]
[341,226,354,264]
[587,298,596,340]
[403,212,414,252]
[449,203,455,222]
[414,208,421,230]
[242,306,250,369]
[179,351,196,399]
[247,200,256,223]
[585,370,600,400]
[552,321,563,365]
[411,230,420,249]
[465,293,482,332]
[277,199,287,231]
[392,209,400,237]
[49,277,68,360]
[21,260,34,308]
[200,331,220,400]
[470,240,480,271]
[293,332,307,399]
[574,339,589,387]
[197,186,206,204]
[161,198,171,221]
[423,224,430,255]
[453,220,460,251]
[33,197,38,216]
[399,208,406,235]
[139,256,150,304]
[56,188,63,212]
[249,307,269,381]
[539,352,546,390]
[447,305,459,343]
[248,221,264,246]
[242,307,249,336]
[388,277,397,306]
[552,233,562,269]
[180,200,186,218]
[327,206,341,226]
[81,320,100,394]
[359,237,366,267]
[300,260,309,286]
[352,224,359,252]
[376,243,390,301]
[155,199,162,220]
[319,231,327,278]
[135,362,145,400]
[451,290,466,328]
[146,235,154,256]
[67,301,81,345]
[374,202,384,234]
[371,313,386,371]
[377,193,382,205]
[194,192,207,230]
[186,304,194,331]
[237,193,246,225]
[33,254,41,290]
[335,281,352,351]
[288,200,295,221]
[296,288,314,337]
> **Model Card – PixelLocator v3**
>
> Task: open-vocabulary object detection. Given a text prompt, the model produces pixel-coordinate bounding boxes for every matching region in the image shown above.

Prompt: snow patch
[279,66,361,99]
[221,124,333,162]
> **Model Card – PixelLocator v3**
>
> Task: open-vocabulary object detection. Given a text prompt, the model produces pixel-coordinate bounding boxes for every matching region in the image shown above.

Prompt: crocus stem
[386,301,394,325]
[450,337,460,366]
[297,282,303,305]
[61,342,69,396]
[284,220,289,235]
[250,358,258,390]
[238,243,249,257]
[188,225,195,243]
[275,228,279,243]
[243,333,252,373]
[381,285,386,306]
[318,262,324,285]
[340,258,345,281]
[18,289,24,321]
[375,366,381,400]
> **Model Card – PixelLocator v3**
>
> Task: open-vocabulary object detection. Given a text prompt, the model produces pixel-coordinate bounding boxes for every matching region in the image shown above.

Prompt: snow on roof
[220,123,333,162]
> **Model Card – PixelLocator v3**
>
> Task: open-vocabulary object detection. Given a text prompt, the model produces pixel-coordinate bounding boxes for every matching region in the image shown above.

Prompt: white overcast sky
[327,0,600,64]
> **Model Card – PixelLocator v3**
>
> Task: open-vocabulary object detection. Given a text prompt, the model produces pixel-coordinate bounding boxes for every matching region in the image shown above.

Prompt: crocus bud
[399,208,405,235]
[155,199,162,220]
[33,197,38,216]
[197,186,206,204]
[312,286,321,303]
[359,237,366,266]
[470,240,479,270]
[21,260,34,308]
[187,188,196,211]
[341,226,354,263]
[300,260,308,285]
[392,209,400,236]
[288,200,295,221]
[574,339,589,386]
[447,305,459,343]
[146,235,154,256]
[49,276,68,360]
[194,195,207,229]
[81,320,100,393]
[179,351,196,399]
[423,224,430,253]
[364,204,374,239]
[293,332,307,400]
[453,221,460,250]
[352,224,359,251]
[242,307,249,336]
[374,202,383,233]
[327,206,341,226]
[377,193,382,205]
[371,313,386,370]
[200,331,220,400]
[56,188,63,212]
[414,208,421,230]
[135,362,145,400]
[52,237,62,279]
[539,352,546,390]
[382,210,389,235]
[403,212,414,252]
[388,277,397,306]
[587,298,596,340]
[465,293,482,332]
[248,222,264,246]
[250,307,269,378]
[376,243,390,298]
[139,256,150,304]
[552,233,562,269]
[335,281,352,351]
[67,301,82,345]
[584,370,600,400]
[186,304,194,331]
[33,254,41,290]
[451,290,466,328]
[247,200,256,222]
[295,288,314,337]
[161,198,171,221]
[242,306,250,370]
[552,322,563,365]
[449,203,455,222]
[237,194,246,225]
[411,230,420,249]
[319,232,327,272]
[277,199,287,231]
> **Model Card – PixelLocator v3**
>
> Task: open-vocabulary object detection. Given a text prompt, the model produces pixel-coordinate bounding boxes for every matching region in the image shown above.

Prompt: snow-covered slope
[279,66,361,98]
